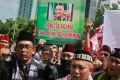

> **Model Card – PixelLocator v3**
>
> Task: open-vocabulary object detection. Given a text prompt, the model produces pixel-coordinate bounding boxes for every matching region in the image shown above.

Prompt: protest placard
[103,10,120,49]
[36,0,86,45]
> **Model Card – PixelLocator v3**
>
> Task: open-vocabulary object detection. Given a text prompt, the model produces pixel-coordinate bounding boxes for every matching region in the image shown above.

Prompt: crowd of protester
[0,22,120,80]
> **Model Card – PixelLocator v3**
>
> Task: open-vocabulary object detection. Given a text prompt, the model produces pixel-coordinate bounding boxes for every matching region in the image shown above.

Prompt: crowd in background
[0,22,120,80]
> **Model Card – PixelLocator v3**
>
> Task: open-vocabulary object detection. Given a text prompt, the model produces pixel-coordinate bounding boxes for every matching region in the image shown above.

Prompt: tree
[0,18,14,34]
[12,17,36,40]
[94,3,119,28]
[23,19,36,33]
[0,20,4,34]
[0,16,37,41]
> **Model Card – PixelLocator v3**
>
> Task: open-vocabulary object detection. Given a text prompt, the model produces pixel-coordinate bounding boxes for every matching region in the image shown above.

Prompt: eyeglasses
[17,44,33,50]
[100,53,109,57]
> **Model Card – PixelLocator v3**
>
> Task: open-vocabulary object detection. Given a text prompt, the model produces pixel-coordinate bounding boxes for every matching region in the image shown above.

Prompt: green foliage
[0,16,36,41]
[94,3,120,28]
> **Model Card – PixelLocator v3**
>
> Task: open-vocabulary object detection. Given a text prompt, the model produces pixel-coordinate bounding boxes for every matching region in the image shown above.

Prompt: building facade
[18,0,38,19]
[101,0,120,7]
[86,0,120,20]
[88,0,100,20]
[18,0,119,20]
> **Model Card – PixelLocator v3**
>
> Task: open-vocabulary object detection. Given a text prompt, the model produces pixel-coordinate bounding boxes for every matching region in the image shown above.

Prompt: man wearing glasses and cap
[0,30,41,80]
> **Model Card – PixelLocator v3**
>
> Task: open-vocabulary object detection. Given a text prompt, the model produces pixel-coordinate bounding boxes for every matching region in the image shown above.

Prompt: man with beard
[93,48,120,80]
[97,45,111,71]
[57,50,93,80]
[57,44,75,78]
[38,45,58,80]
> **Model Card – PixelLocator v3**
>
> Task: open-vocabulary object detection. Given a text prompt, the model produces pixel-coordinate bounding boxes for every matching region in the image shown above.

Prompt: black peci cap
[111,48,120,59]
[17,30,34,43]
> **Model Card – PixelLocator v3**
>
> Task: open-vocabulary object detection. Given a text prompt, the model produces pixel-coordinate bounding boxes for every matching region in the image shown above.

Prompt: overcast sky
[0,0,19,22]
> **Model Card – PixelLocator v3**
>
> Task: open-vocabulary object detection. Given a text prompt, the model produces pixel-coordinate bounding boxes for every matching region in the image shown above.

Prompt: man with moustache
[53,4,70,21]
[0,30,41,80]
[57,50,93,80]
[0,34,10,48]
[93,48,120,80]
[57,44,75,78]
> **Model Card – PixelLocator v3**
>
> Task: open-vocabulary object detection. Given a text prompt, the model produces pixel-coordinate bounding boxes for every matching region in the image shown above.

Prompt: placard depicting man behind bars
[36,0,86,45]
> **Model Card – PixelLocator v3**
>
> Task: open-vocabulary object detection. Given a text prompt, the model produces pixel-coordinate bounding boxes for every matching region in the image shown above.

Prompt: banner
[96,24,103,45]
[90,34,99,52]
[96,24,103,38]
[36,0,86,45]
[103,10,120,49]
